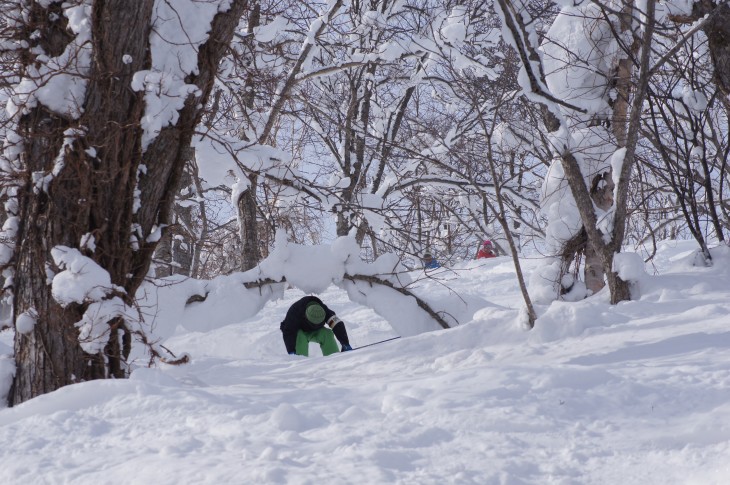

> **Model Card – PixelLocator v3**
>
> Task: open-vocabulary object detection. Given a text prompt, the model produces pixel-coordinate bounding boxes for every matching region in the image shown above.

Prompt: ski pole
[354,336,401,350]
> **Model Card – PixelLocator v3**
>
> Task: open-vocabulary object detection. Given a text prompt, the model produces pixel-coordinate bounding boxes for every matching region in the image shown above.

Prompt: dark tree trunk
[237,175,262,271]
[695,2,730,110]
[236,1,262,272]
[8,0,246,405]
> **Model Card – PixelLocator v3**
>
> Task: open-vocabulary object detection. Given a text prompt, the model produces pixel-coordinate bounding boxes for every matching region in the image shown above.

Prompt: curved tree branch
[190,273,453,330]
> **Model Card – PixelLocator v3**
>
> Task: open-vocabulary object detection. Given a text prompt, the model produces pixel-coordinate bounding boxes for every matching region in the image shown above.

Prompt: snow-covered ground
[0,240,729,484]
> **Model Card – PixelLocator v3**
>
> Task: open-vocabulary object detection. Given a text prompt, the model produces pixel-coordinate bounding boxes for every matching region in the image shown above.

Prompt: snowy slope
[0,240,729,484]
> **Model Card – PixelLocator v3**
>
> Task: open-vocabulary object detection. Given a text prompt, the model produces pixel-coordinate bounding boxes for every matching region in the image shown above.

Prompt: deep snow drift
[0,240,728,484]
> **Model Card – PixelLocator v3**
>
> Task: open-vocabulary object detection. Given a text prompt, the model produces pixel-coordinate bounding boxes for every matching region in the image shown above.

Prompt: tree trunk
[236,1,262,271]
[700,2,730,111]
[154,230,174,278]
[237,175,262,271]
[498,0,647,304]
[8,0,246,405]
[585,171,613,294]
[584,1,636,294]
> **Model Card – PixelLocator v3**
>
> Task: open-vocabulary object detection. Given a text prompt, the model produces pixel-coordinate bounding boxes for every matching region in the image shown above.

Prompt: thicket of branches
[158,0,728,298]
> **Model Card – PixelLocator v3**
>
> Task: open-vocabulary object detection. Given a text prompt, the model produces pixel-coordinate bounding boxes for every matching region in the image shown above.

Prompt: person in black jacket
[280,295,352,356]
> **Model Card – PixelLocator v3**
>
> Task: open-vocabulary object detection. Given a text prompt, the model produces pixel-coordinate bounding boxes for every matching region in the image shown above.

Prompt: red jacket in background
[477,248,496,259]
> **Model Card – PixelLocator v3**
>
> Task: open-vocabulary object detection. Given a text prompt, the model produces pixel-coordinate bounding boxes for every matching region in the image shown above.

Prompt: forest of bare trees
[0,0,728,404]
[154,0,729,297]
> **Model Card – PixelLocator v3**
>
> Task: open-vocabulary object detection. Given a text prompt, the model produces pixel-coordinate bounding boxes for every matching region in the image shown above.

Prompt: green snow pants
[295,327,340,356]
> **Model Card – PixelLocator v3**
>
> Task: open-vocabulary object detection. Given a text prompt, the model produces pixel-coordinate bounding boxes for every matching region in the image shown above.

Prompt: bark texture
[237,175,262,271]
[702,2,730,110]
[8,0,246,405]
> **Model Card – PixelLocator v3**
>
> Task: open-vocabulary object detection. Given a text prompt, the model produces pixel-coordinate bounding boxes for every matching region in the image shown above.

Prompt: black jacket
[280,296,350,353]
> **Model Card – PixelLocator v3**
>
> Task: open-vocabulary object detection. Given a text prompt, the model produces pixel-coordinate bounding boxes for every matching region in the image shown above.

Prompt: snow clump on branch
[132,0,234,149]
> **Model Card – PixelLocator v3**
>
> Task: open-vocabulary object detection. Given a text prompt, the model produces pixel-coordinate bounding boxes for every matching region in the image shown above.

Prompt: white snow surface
[0,240,729,484]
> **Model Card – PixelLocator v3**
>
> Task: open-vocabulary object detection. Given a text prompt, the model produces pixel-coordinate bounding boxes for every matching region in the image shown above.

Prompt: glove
[341,344,353,352]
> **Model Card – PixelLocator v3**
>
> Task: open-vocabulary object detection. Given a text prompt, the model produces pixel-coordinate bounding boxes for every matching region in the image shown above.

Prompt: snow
[255,16,293,43]
[50,246,125,307]
[133,0,232,149]
[6,1,92,120]
[14,311,36,335]
[542,1,619,122]
[79,233,97,253]
[378,41,406,62]
[680,84,709,113]
[440,7,468,45]
[0,240,729,484]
